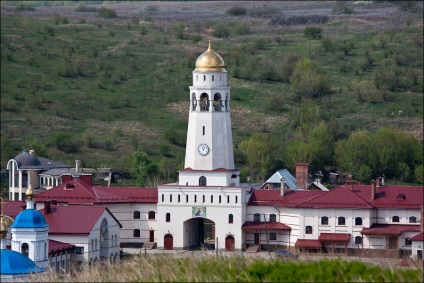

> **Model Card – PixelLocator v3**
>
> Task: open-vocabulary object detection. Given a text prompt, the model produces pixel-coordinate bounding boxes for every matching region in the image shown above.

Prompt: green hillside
[1,1,423,186]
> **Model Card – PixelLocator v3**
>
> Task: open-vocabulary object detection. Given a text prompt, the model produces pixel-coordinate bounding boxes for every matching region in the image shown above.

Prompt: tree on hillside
[290,58,330,100]
[238,134,275,183]
[130,150,158,187]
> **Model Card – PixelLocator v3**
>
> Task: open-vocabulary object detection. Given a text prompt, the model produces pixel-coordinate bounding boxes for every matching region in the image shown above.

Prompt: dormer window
[396,194,406,200]
[65,183,74,190]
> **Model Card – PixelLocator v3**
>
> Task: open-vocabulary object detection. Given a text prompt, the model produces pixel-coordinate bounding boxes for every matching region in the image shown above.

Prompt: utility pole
[264,214,270,257]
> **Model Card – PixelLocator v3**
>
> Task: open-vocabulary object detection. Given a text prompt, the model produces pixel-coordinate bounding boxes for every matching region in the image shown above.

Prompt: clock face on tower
[198,144,209,156]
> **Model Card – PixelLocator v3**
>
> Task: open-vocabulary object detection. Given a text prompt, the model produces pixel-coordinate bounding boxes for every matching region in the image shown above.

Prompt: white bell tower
[179,30,239,187]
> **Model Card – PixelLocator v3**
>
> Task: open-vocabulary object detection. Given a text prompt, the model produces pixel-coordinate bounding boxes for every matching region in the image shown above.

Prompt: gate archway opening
[183,218,215,250]
[225,235,235,252]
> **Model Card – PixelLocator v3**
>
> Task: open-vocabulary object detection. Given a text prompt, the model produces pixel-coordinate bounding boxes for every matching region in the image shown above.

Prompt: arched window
[166,213,171,222]
[305,226,313,234]
[321,216,329,225]
[219,195,222,203]
[254,213,261,222]
[269,232,277,241]
[91,239,94,251]
[199,176,207,186]
[192,93,197,111]
[211,195,213,203]
[133,229,140,238]
[405,237,412,246]
[194,195,197,203]
[203,75,206,81]
[200,93,209,111]
[133,211,140,219]
[95,239,98,250]
[229,214,233,224]
[269,214,276,222]
[203,126,205,136]
[148,211,155,220]
[409,216,417,223]
[213,93,221,111]
[186,195,189,203]
[178,194,181,203]
[355,217,363,226]
[338,217,346,225]
[202,195,205,203]
[44,242,47,259]
[392,216,400,223]
[235,196,238,203]
[21,243,29,257]
[227,195,230,204]
[355,236,363,245]
[212,75,214,81]
[161,194,164,202]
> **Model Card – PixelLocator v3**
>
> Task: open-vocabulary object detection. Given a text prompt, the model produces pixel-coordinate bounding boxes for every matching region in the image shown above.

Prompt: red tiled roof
[248,184,423,209]
[295,239,322,248]
[248,189,323,207]
[41,205,121,234]
[361,224,420,235]
[34,179,157,204]
[241,221,291,231]
[409,232,424,241]
[344,185,423,209]
[49,240,75,254]
[3,201,26,218]
[319,233,351,243]
[296,187,372,209]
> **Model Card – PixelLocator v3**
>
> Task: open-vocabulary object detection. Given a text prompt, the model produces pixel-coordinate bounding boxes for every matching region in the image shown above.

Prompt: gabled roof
[319,233,351,243]
[295,239,322,248]
[49,240,75,254]
[410,232,424,241]
[248,184,423,209]
[40,205,121,235]
[296,187,373,209]
[241,221,291,231]
[265,169,300,190]
[308,181,329,191]
[3,200,26,218]
[35,179,157,204]
[361,224,420,235]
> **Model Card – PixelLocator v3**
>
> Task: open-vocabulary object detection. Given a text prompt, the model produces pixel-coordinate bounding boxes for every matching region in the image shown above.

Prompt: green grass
[28,255,423,282]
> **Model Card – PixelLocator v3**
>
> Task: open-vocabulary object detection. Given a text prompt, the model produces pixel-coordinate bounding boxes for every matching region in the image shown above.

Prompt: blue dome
[10,209,49,229]
[1,249,44,274]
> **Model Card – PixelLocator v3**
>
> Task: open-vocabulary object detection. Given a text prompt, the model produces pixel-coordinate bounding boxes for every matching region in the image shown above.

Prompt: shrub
[304,26,322,40]
[52,132,79,153]
[172,22,185,39]
[213,24,230,38]
[332,1,355,14]
[270,15,329,26]
[15,3,35,11]
[53,13,69,25]
[233,22,250,35]
[248,5,278,18]
[97,7,117,19]
[226,6,247,16]
[321,38,336,53]
[75,5,98,13]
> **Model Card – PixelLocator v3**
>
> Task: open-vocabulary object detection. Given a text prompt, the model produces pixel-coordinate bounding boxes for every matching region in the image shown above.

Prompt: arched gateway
[164,234,173,250]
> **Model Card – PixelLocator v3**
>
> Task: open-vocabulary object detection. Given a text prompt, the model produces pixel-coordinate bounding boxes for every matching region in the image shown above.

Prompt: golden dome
[195,42,226,72]
[25,184,35,200]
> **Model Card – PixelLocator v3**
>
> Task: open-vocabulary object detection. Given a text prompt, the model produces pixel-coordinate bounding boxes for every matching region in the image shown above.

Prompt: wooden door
[225,235,235,252]
[149,230,154,242]
[164,234,173,250]
[254,233,259,245]
[388,236,398,249]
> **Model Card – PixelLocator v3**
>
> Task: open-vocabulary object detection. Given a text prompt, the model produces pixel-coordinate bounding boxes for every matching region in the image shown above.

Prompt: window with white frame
[338,217,346,225]
[254,213,261,222]
[269,232,276,241]
[409,216,417,223]
[355,236,363,245]
[392,216,400,223]
[321,216,329,225]
[355,217,362,226]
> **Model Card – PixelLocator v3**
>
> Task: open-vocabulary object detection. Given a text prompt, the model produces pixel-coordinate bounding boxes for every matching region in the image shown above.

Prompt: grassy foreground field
[28,255,423,282]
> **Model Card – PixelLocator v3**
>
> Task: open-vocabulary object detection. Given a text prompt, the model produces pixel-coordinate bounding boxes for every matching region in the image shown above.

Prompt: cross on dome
[207,26,215,49]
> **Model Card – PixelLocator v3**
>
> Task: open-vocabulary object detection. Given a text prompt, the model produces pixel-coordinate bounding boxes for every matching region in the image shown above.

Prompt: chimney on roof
[44,200,51,214]
[295,162,308,190]
[345,179,353,191]
[280,178,285,196]
[79,174,92,186]
[75,160,81,173]
[371,180,376,200]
